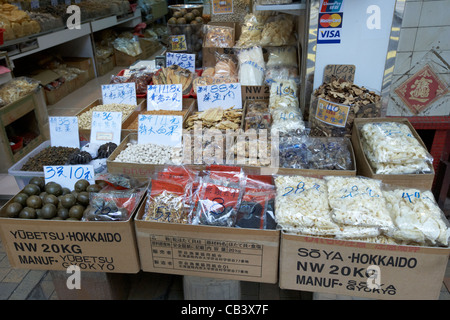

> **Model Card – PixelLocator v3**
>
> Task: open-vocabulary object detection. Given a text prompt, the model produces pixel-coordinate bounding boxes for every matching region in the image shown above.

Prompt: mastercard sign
[319,13,343,28]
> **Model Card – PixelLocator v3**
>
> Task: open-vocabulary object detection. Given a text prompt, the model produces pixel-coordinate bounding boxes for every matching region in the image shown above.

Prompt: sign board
[137,114,182,147]
[197,83,242,111]
[49,116,80,148]
[147,84,183,111]
[101,83,137,105]
[166,52,196,73]
[44,165,95,189]
[90,111,122,145]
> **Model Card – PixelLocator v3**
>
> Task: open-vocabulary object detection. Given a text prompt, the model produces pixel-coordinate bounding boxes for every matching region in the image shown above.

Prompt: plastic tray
[8,140,50,189]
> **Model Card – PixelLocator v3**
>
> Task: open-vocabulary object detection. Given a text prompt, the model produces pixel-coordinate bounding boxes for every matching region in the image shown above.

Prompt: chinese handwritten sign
[315,98,349,128]
[197,83,242,111]
[138,114,182,147]
[49,116,80,148]
[147,84,183,111]
[166,52,196,73]
[101,83,137,105]
[44,165,95,189]
[90,111,122,145]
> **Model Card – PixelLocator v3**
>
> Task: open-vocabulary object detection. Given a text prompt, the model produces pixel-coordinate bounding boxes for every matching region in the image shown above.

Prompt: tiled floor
[0,61,449,301]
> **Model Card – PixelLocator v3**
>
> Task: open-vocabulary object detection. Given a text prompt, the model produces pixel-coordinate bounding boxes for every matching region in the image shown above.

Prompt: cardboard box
[63,57,96,81]
[134,199,280,283]
[0,91,46,173]
[278,232,450,300]
[76,98,145,142]
[0,190,143,273]
[351,117,435,189]
[139,38,163,59]
[97,56,115,76]
[114,49,143,67]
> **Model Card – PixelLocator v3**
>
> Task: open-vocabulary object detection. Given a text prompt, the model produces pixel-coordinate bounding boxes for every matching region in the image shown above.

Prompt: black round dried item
[97,142,118,158]
[21,147,79,171]
[236,201,264,229]
[67,151,93,165]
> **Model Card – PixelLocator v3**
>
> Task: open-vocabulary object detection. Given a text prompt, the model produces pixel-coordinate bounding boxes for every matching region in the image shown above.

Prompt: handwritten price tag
[101,83,137,105]
[49,116,80,148]
[147,84,182,111]
[166,52,196,73]
[197,83,242,111]
[138,114,182,147]
[44,165,95,189]
[170,35,187,52]
[90,111,122,145]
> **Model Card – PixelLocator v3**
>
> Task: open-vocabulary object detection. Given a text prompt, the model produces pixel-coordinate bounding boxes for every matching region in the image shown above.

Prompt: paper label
[147,84,182,111]
[44,165,95,189]
[90,111,122,145]
[170,35,187,52]
[166,52,195,73]
[49,117,80,148]
[197,83,242,111]
[315,98,349,128]
[212,0,233,14]
[137,114,182,147]
[101,83,137,105]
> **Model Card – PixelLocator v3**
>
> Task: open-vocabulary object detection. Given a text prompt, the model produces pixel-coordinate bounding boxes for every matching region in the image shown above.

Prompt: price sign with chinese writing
[147,84,182,111]
[90,111,122,145]
[315,98,350,128]
[197,83,242,111]
[212,0,233,14]
[166,52,196,73]
[44,165,95,189]
[49,116,80,148]
[138,114,182,147]
[101,83,137,105]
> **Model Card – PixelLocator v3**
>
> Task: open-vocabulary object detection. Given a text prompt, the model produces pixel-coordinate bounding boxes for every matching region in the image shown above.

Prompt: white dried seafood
[360,122,432,164]
[383,188,450,246]
[274,175,340,236]
[324,176,395,231]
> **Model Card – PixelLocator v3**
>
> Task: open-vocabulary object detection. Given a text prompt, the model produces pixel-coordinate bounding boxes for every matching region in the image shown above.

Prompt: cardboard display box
[351,117,435,189]
[114,49,143,67]
[279,232,450,300]
[134,198,280,283]
[77,98,145,142]
[63,57,96,81]
[0,190,143,273]
[0,90,46,173]
[97,55,115,77]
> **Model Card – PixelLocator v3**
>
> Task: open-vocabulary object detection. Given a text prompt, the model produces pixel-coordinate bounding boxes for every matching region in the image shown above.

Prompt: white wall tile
[419,0,450,27]
[397,28,417,52]
[414,26,450,51]
[402,1,422,28]
[393,52,413,74]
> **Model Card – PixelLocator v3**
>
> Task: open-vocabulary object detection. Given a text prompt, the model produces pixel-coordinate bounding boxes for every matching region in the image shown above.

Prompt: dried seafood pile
[152,65,194,95]
[185,107,242,131]
[310,77,381,137]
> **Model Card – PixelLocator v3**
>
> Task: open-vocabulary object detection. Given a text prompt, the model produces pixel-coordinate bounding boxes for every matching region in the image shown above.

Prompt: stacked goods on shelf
[0,3,40,41]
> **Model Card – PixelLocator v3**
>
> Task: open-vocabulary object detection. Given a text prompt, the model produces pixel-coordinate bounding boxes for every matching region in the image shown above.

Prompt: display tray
[351,117,435,190]
[134,195,280,283]
[0,187,144,273]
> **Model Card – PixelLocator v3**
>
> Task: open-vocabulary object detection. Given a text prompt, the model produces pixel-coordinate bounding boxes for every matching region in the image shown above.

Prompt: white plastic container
[8,140,50,189]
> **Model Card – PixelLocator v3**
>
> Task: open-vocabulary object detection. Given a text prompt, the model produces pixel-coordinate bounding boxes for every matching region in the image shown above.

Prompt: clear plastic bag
[203,24,235,48]
[382,186,450,246]
[266,46,298,68]
[359,122,434,174]
[260,14,295,46]
[237,46,265,86]
[265,66,300,85]
[324,176,395,232]
[234,13,268,48]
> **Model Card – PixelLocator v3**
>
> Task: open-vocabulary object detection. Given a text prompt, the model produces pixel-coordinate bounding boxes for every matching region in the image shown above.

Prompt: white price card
[197,83,242,111]
[147,84,182,111]
[137,114,182,147]
[166,52,196,73]
[101,83,137,105]
[49,116,80,148]
[44,165,95,190]
[90,111,122,145]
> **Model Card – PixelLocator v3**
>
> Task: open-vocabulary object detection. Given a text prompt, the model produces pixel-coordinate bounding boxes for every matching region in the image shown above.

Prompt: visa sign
[317,29,341,43]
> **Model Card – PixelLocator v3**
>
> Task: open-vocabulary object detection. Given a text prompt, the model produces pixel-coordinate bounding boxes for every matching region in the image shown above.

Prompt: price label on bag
[49,116,80,148]
[44,165,95,189]
[90,111,122,145]
[147,84,182,111]
[101,83,137,105]
[197,83,242,111]
[137,114,182,147]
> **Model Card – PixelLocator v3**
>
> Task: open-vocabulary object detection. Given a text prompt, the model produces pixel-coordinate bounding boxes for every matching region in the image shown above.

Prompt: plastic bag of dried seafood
[359,121,434,174]
[309,76,381,137]
[382,185,450,247]
[235,13,268,48]
[324,176,396,233]
[237,46,265,85]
